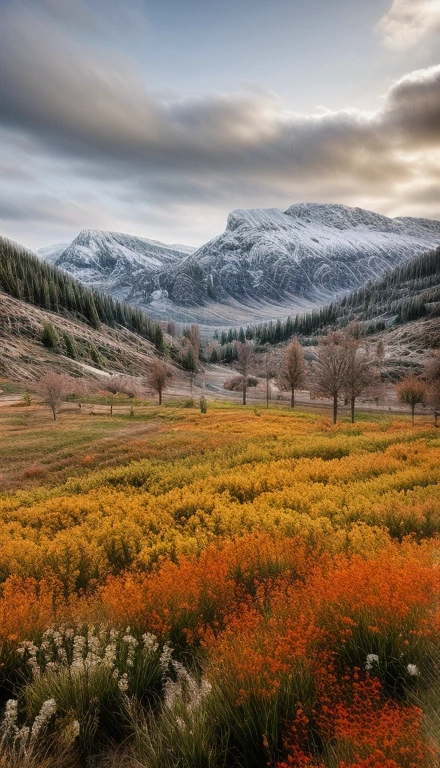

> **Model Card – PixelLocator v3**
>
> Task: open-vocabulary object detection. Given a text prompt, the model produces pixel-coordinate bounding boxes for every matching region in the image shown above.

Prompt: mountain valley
[38,204,440,330]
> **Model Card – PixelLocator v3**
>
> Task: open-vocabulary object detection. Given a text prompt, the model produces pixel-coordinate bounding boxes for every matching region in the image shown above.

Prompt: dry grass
[0,407,165,491]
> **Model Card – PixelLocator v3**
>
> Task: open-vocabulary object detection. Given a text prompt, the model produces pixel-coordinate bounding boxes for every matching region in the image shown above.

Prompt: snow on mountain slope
[40,229,196,303]
[36,242,71,264]
[160,204,440,317]
[37,205,440,329]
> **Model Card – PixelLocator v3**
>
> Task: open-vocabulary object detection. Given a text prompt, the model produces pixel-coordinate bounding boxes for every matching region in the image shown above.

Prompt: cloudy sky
[0,0,439,250]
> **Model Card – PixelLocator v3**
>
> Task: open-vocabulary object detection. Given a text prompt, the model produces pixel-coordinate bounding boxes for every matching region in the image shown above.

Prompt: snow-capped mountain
[40,230,196,304]
[36,241,71,264]
[163,204,440,309]
[37,205,440,328]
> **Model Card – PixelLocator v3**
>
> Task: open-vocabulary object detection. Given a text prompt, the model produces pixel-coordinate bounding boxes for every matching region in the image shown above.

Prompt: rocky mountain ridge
[38,204,440,328]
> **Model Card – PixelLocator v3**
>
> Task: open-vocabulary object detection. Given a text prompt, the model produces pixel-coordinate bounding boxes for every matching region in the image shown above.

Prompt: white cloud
[376,0,440,49]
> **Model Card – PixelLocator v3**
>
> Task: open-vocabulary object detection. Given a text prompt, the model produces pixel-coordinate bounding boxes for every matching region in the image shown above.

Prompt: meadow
[1,399,440,767]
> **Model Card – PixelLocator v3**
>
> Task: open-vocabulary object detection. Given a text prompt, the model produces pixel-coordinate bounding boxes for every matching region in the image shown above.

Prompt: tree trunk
[266,377,270,408]
[159,389,162,405]
[52,406,57,421]
[411,403,415,425]
[333,394,338,425]
[351,397,355,423]
[291,388,295,408]
[242,384,247,406]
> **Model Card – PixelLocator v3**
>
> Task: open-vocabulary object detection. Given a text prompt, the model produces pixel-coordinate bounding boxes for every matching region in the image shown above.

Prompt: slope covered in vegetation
[0,236,167,381]
[243,246,440,345]
[0,236,163,348]
[0,403,439,767]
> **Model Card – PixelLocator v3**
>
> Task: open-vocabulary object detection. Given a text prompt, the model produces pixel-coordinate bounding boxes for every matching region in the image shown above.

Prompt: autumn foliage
[1,406,440,767]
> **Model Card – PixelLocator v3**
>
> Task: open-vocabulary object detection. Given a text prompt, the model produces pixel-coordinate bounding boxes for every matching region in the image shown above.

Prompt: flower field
[1,403,440,767]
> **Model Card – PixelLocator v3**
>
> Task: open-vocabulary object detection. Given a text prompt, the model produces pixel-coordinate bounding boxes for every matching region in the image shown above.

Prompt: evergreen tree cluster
[213,247,440,350]
[0,236,163,349]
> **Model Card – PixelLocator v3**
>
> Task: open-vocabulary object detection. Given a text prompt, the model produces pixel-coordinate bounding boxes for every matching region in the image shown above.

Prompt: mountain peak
[283,202,395,230]
[226,208,288,232]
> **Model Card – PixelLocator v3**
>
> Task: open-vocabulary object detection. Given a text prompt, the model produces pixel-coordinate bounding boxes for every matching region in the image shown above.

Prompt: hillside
[251,246,440,345]
[207,246,440,378]
[0,291,166,382]
[0,236,165,381]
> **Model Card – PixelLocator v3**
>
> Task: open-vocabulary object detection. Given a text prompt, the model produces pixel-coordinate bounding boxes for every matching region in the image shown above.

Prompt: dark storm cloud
[0,4,162,156]
[0,192,102,226]
[0,0,439,243]
[1,3,438,177]
[383,66,440,145]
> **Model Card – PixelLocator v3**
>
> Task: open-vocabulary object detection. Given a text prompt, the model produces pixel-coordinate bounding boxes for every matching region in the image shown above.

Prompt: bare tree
[189,324,201,361]
[120,377,142,399]
[278,338,306,408]
[235,341,254,405]
[180,343,198,397]
[146,359,172,405]
[264,346,273,408]
[397,376,427,425]
[311,331,350,424]
[375,339,385,363]
[35,371,76,420]
[424,352,440,425]
[343,337,381,422]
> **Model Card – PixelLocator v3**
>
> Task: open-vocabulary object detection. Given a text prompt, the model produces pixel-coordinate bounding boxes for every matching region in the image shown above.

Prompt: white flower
[123,633,138,667]
[118,673,129,692]
[30,698,56,742]
[159,643,173,672]
[103,642,117,669]
[15,724,30,747]
[0,699,18,741]
[365,653,379,670]
[72,635,86,669]
[142,633,159,654]
[407,663,419,676]
[164,662,212,714]
[176,716,186,731]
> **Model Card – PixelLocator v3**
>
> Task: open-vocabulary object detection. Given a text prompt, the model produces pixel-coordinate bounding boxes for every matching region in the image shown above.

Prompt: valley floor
[1,401,439,767]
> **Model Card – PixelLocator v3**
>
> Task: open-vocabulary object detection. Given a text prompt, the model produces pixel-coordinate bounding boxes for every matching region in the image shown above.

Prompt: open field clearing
[1,401,440,767]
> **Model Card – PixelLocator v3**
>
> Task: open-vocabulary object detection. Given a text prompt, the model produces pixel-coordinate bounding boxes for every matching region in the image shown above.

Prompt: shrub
[223,376,258,392]
[62,332,77,360]
[41,323,58,350]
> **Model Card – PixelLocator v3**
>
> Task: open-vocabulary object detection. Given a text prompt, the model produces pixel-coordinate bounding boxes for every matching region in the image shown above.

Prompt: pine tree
[42,322,58,350]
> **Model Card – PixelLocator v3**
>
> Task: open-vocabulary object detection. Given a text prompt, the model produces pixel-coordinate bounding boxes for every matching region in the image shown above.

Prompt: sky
[0,0,439,250]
